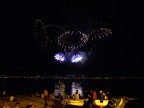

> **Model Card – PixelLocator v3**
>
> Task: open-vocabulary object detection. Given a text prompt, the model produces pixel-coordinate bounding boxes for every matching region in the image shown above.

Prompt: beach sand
[0,95,61,108]
[0,95,138,108]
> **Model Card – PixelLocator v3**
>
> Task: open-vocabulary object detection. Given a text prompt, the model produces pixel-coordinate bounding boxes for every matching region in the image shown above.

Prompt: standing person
[98,90,103,99]
[83,90,93,108]
[43,89,48,107]
[90,89,94,97]
[87,92,93,108]
[93,90,97,100]
[106,91,112,100]
[98,90,104,103]
[84,90,88,99]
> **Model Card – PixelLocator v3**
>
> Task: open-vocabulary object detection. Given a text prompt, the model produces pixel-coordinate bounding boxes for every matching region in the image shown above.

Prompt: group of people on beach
[40,88,116,108]
[71,89,117,108]
[1,84,118,108]
[2,101,34,108]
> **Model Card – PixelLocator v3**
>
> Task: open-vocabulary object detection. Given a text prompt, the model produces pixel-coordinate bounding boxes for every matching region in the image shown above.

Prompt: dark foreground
[0,95,143,108]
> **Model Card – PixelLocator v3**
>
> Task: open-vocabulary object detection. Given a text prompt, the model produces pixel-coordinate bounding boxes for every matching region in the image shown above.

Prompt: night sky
[0,1,143,77]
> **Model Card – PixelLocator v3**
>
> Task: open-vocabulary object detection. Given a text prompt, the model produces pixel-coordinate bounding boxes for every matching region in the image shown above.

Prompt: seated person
[14,102,21,108]
[73,90,80,100]
[35,92,41,97]
[26,102,34,108]
[106,99,116,108]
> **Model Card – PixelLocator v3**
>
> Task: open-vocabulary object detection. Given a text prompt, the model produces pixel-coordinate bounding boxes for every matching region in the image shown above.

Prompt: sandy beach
[0,95,138,108]
[0,95,61,108]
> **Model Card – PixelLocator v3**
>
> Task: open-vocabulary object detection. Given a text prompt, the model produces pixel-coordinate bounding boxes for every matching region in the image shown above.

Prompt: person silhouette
[73,90,80,100]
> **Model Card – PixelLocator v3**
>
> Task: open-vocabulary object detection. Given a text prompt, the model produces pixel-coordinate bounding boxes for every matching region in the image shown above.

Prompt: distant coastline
[0,75,144,80]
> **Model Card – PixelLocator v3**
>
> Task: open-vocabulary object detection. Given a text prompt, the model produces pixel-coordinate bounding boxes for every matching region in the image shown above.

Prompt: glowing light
[66,99,84,106]
[54,52,66,62]
[71,54,83,63]
[95,100,109,107]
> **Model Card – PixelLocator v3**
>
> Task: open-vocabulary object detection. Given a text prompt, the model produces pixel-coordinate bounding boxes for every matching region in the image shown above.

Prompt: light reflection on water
[0,78,144,98]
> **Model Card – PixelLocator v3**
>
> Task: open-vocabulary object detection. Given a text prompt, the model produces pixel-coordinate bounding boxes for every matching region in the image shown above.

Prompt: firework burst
[58,31,89,50]
[33,20,112,52]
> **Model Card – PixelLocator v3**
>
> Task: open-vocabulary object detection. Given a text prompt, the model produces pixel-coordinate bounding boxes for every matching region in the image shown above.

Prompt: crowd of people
[1,89,117,108]
[71,89,117,108]
[1,85,124,108]
[1,89,49,108]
